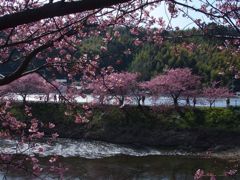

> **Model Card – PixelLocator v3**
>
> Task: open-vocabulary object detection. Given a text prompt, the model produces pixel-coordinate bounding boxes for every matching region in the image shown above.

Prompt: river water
[0,139,238,179]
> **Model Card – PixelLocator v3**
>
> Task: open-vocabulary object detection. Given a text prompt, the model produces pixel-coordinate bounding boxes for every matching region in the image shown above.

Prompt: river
[0,139,238,179]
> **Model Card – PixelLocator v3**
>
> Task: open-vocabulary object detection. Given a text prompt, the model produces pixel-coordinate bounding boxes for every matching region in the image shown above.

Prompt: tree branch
[0,0,131,31]
[0,42,53,85]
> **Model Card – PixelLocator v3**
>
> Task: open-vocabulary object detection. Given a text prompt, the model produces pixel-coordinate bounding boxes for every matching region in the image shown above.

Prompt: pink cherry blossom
[146,68,201,106]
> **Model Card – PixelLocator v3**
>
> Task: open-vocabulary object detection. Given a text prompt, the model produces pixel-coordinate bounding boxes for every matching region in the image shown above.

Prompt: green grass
[7,103,240,134]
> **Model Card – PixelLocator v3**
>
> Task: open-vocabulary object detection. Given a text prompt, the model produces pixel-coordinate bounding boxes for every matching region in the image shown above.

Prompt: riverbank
[9,103,240,152]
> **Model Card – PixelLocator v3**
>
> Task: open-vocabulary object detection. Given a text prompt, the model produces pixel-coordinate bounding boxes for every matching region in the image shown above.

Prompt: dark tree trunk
[173,97,178,106]
[137,98,141,107]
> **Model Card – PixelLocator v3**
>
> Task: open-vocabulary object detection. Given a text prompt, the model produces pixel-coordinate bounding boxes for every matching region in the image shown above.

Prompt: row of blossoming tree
[88,68,233,107]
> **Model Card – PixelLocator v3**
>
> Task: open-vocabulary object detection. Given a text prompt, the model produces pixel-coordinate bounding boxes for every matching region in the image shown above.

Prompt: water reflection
[1,155,237,180]
[43,156,238,179]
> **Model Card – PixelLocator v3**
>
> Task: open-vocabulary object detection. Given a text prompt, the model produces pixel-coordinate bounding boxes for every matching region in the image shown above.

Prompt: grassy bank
[8,103,240,150]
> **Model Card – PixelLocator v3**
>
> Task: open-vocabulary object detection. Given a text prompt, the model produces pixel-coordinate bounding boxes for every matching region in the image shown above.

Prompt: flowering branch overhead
[0,0,132,31]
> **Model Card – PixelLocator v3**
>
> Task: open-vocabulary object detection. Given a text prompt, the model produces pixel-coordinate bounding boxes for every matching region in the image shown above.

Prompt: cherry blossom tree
[88,72,139,106]
[182,89,202,107]
[3,73,50,104]
[131,82,148,106]
[202,83,233,108]
[147,68,201,106]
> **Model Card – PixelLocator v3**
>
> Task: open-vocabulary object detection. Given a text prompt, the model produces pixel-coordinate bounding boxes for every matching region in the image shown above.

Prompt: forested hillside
[78,23,240,90]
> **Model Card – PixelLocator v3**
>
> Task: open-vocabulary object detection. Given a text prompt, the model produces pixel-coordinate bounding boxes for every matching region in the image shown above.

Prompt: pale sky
[150,1,211,29]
